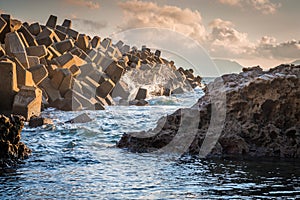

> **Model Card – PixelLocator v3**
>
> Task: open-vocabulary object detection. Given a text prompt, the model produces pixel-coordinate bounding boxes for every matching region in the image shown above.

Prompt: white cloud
[207,18,255,57]
[117,0,206,42]
[64,0,100,10]
[218,0,281,14]
[117,0,298,64]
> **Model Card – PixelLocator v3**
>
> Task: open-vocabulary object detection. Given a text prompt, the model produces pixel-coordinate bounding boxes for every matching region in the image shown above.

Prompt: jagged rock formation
[0,13,201,119]
[0,115,31,168]
[117,65,300,158]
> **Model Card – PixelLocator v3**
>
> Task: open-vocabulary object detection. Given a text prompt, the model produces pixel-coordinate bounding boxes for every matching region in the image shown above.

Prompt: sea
[0,78,299,199]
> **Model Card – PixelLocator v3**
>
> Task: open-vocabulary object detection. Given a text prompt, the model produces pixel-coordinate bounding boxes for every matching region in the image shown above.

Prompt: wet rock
[65,113,93,124]
[29,115,53,128]
[0,115,31,168]
[117,65,300,158]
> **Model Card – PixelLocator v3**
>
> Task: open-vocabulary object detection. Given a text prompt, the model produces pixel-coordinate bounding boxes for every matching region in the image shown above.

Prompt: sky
[0,0,299,74]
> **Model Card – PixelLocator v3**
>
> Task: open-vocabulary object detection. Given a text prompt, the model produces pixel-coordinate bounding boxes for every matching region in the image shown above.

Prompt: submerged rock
[65,113,93,124]
[117,65,300,158]
[0,115,31,168]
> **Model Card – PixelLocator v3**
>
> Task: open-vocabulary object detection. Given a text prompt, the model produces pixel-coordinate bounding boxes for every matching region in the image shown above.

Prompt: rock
[129,99,149,106]
[0,115,31,168]
[65,113,93,124]
[117,65,300,158]
[29,116,53,128]
[12,86,42,120]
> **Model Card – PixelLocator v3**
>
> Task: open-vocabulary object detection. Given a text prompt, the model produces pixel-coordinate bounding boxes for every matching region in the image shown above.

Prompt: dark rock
[0,115,31,168]
[117,65,300,158]
[65,113,93,124]
[29,116,53,128]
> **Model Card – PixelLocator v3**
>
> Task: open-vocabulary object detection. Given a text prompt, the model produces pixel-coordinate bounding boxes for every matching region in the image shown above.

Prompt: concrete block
[50,68,68,89]
[0,60,19,111]
[64,89,93,109]
[105,94,115,106]
[36,27,60,46]
[73,55,87,66]
[47,46,61,58]
[100,38,111,50]
[18,32,29,47]
[78,63,96,78]
[12,86,42,120]
[53,39,74,54]
[0,16,7,33]
[84,76,99,90]
[66,28,79,40]
[88,70,105,83]
[27,56,40,67]
[18,25,38,46]
[86,49,97,61]
[96,79,115,98]
[9,57,35,87]
[62,19,72,29]
[135,88,147,100]
[69,65,81,77]
[104,61,124,84]
[0,14,12,43]
[5,32,29,68]
[111,80,130,100]
[172,87,185,94]
[39,78,61,103]
[140,63,152,70]
[120,45,130,54]
[75,34,89,52]
[28,64,48,85]
[56,25,67,33]
[91,36,101,48]
[46,15,57,29]
[155,50,161,57]
[53,52,75,68]
[80,81,96,99]
[36,35,54,47]
[54,29,67,41]
[0,45,5,57]
[59,70,74,96]
[26,45,47,58]
[28,22,42,36]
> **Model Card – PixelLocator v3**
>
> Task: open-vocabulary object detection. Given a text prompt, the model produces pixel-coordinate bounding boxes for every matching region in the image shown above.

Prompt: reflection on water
[1,82,299,199]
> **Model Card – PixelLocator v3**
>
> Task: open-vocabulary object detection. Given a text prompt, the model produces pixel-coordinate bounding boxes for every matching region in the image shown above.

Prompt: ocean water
[1,79,300,199]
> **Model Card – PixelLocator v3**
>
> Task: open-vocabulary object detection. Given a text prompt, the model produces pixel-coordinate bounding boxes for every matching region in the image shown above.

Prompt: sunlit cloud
[64,0,100,10]
[218,0,281,14]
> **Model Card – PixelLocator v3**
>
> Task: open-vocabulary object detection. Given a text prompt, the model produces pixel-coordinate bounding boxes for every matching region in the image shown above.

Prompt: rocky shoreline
[117,65,300,158]
[0,115,31,168]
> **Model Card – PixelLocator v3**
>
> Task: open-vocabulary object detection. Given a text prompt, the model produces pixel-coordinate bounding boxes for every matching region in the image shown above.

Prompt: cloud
[219,0,241,6]
[117,0,206,42]
[117,0,298,64]
[70,15,107,33]
[64,0,100,10]
[206,18,255,57]
[256,37,300,59]
[218,0,281,14]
